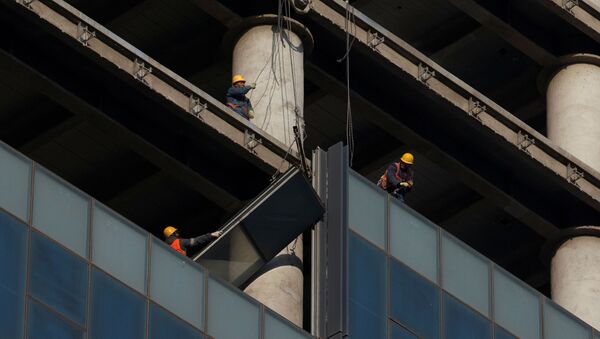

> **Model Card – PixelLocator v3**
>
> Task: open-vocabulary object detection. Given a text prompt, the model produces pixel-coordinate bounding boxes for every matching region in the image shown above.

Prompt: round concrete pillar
[231,15,313,150]
[544,54,600,171]
[548,227,600,330]
[227,16,313,327]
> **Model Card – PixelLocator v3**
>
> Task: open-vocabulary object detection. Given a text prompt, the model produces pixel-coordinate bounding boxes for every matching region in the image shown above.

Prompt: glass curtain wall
[347,169,595,339]
[0,141,312,339]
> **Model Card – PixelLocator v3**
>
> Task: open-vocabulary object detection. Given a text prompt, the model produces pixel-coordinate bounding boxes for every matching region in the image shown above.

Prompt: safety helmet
[232,74,246,85]
[163,226,178,239]
[400,153,414,165]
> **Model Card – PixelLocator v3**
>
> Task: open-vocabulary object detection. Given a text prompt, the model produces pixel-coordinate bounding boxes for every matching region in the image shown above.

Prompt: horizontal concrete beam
[10,0,298,175]
[534,0,600,43]
[305,63,560,239]
[445,0,557,66]
[311,0,600,212]
[0,49,242,212]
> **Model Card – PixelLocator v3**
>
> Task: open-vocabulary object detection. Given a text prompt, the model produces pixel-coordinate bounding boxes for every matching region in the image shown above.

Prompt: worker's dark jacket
[226,86,253,119]
[166,234,214,256]
[378,162,414,199]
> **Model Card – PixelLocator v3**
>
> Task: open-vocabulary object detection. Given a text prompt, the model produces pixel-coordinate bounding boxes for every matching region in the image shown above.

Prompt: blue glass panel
[30,232,88,325]
[348,171,386,248]
[150,240,204,329]
[442,232,490,316]
[390,259,439,339]
[443,293,492,339]
[207,277,259,339]
[92,205,147,293]
[33,168,89,257]
[265,311,312,339]
[0,144,30,221]
[493,267,540,339]
[390,200,438,282]
[544,300,591,339]
[0,211,27,338]
[28,299,84,339]
[496,325,518,339]
[150,303,204,339]
[349,232,386,339]
[390,321,418,339]
[90,269,146,339]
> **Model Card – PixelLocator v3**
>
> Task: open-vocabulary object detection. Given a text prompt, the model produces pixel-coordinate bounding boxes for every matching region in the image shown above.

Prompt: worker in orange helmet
[226,74,256,120]
[163,226,223,257]
[377,152,414,202]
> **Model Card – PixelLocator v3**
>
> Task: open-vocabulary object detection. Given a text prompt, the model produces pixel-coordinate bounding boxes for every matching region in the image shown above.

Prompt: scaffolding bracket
[133,59,152,83]
[16,0,34,8]
[244,130,262,153]
[77,23,95,46]
[566,163,584,186]
[367,31,385,50]
[562,0,578,13]
[468,97,486,121]
[418,63,435,85]
[188,95,206,119]
[516,131,535,156]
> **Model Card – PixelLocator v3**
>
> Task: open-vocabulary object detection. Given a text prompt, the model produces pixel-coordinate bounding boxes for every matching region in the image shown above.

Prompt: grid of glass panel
[0,141,313,339]
[347,170,595,339]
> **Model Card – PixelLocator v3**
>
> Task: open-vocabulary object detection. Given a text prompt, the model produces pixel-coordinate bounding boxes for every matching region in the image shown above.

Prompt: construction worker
[377,153,414,202]
[226,74,256,120]
[163,226,223,257]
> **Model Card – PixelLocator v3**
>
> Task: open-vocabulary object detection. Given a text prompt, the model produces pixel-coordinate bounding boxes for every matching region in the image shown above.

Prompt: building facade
[0,0,599,338]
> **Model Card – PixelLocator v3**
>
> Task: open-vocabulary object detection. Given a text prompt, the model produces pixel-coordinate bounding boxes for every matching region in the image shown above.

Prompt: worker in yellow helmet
[377,152,414,202]
[226,74,256,119]
[163,226,223,256]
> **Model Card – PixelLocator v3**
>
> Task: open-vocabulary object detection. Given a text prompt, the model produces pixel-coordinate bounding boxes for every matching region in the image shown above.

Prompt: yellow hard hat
[400,153,414,165]
[232,74,246,85]
[163,226,178,238]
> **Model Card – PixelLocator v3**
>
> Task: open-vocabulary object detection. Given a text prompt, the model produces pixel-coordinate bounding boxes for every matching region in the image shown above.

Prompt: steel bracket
[516,130,535,155]
[566,163,584,186]
[244,130,262,153]
[189,95,207,118]
[468,97,487,121]
[562,0,578,13]
[367,31,385,50]
[16,0,34,8]
[133,59,152,83]
[77,23,95,46]
[418,63,435,84]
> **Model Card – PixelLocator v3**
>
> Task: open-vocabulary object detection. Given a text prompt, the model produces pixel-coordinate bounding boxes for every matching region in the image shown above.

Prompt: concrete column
[548,228,600,330]
[542,55,600,330]
[546,56,600,170]
[231,15,313,150]
[228,15,313,327]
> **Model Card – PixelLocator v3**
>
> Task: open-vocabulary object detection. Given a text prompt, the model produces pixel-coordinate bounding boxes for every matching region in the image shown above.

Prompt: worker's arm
[227,86,252,96]
[180,231,223,249]
[386,163,400,187]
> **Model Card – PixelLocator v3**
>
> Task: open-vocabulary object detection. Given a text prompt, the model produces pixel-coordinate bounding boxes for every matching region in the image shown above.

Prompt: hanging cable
[337,0,356,166]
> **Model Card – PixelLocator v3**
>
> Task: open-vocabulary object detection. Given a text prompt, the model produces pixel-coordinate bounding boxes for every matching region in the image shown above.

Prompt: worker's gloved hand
[248,109,255,119]
[250,83,257,89]
[399,182,410,188]
[210,231,223,238]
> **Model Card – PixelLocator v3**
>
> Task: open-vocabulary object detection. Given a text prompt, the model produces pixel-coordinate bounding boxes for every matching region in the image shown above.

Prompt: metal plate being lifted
[193,168,324,287]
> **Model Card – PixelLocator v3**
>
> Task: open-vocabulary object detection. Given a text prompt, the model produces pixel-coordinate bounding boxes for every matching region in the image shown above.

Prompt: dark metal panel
[194,168,325,287]
[324,142,349,338]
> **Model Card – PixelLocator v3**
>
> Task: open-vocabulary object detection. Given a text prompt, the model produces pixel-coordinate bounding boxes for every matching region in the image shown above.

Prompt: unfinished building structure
[0,0,599,338]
